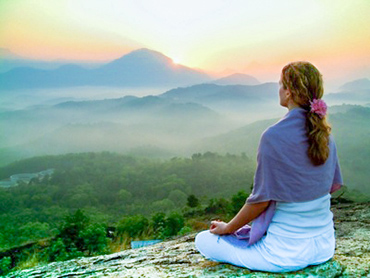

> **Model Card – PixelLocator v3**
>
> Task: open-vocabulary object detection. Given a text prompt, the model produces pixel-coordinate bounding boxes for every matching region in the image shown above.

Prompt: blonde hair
[281,61,331,166]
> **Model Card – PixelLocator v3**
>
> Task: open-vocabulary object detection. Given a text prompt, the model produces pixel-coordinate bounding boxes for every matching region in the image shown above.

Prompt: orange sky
[1,0,369,84]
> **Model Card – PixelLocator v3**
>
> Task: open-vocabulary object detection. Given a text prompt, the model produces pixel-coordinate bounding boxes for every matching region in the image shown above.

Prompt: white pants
[195,229,335,273]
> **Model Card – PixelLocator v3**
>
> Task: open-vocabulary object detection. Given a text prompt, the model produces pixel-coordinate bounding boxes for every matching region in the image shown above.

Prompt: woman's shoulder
[261,114,292,139]
[260,125,278,143]
[260,108,307,144]
[259,123,285,151]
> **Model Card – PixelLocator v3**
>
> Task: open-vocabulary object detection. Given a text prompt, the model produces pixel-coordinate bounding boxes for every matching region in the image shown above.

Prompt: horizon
[1,46,369,92]
[1,0,369,86]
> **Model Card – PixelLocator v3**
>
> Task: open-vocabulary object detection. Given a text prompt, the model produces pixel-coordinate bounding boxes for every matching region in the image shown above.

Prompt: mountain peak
[130,48,165,56]
[113,48,173,65]
[0,48,211,89]
[213,73,260,86]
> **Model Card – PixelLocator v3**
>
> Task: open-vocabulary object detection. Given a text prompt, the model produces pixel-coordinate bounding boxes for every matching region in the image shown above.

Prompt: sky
[0,0,369,84]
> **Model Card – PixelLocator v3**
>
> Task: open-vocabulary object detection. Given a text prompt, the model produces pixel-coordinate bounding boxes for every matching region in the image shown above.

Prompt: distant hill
[328,104,365,114]
[161,82,278,101]
[0,95,233,164]
[339,78,370,91]
[0,48,23,59]
[160,82,284,123]
[191,118,276,157]
[212,73,260,86]
[193,105,370,195]
[0,48,100,73]
[325,89,370,106]
[0,48,211,89]
[161,82,277,101]
[324,78,370,106]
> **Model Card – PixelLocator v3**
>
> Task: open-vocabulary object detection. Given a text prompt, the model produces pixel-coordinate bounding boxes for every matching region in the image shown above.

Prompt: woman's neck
[287,101,300,111]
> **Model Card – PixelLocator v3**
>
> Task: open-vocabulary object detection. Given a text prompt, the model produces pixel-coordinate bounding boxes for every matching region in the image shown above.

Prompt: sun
[172,57,181,64]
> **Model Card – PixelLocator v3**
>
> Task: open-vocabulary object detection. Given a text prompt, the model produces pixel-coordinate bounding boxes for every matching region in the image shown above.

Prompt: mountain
[325,89,370,106]
[160,82,284,123]
[89,48,211,87]
[161,82,278,102]
[324,78,370,106]
[191,118,276,157]
[339,78,370,91]
[0,48,23,59]
[193,105,370,195]
[0,48,103,73]
[0,95,233,165]
[0,48,73,73]
[212,73,260,86]
[0,48,211,90]
[328,104,365,114]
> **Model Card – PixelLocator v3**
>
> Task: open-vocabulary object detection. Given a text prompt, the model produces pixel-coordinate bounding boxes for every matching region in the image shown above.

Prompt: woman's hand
[209,220,231,235]
[209,201,270,235]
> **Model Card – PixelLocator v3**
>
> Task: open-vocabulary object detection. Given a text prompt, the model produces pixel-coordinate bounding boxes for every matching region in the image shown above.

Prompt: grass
[14,252,46,272]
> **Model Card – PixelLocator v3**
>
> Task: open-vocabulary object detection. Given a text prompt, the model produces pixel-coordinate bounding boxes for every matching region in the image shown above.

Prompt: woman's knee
[195,231,241,265]
[195,230,211,249]
[195,230,216,256]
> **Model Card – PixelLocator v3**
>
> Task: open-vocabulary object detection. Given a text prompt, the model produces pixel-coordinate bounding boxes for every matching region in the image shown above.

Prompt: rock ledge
[6,203,370,278]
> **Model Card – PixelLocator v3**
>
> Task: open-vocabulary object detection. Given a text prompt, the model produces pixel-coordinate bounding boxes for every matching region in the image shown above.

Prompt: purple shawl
[229,108,343,246]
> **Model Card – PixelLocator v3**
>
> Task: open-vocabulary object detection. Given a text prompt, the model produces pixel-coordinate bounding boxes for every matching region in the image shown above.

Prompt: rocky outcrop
[332,203,370,277]
[5,203,370,278]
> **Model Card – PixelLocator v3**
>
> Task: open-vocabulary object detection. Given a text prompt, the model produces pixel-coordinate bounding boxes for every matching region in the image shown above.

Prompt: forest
[0,106,369,275]
[0,151,368,275]
[0,152,257,274]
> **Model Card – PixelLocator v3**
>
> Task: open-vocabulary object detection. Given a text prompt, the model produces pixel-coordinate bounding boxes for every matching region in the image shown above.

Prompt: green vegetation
[330,106,370,196]
[0,142,368,274]
[0,256,11,276]
[0,152,254,274]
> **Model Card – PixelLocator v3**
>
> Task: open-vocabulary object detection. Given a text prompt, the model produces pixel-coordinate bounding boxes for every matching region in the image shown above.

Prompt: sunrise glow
[0,0,369,83]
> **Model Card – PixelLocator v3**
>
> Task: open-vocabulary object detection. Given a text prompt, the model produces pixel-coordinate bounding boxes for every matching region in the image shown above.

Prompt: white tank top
[267,193,334,238]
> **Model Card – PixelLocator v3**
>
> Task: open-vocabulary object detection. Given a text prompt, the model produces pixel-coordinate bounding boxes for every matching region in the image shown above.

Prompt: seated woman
[195,61,343,273]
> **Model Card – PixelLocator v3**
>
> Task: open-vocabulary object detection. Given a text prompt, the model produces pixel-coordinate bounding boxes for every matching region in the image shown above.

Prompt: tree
[52,210,108,259]
[231,190,248,214]
[18,222,50,243]
[119,189,133,204]
[80,223,108,256]
[0,257,12,276]
[162,212,184,237]
[187,194,199,208]
[48,238,69,262]
[151,212,166,237]
[151,199,175,212]
[59,209,89,252]
[117,215,149,238]
[150,212,185,239]
[168,189,187,207]
[205,198,232,215]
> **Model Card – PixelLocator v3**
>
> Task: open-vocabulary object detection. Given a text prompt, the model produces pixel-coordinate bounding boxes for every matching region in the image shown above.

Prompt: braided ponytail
[281,62,331,166]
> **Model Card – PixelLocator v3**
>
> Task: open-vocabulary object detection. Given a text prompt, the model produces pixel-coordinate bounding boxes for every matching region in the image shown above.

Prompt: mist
[1,77,369,196]
[0,86,174,112]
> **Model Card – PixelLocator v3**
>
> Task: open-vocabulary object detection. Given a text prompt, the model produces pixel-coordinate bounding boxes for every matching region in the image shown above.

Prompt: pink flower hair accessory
[310,99,327,118]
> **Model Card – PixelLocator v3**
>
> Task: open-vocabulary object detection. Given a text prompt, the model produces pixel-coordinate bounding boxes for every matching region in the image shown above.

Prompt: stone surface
[332,203,370,278]
[5,202,370,278]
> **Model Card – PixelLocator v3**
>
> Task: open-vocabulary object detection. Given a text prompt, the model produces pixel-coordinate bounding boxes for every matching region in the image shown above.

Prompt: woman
[195,61,343,272]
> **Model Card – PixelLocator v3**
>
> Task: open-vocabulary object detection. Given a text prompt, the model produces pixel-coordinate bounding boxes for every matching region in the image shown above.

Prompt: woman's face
[279,75,289,107]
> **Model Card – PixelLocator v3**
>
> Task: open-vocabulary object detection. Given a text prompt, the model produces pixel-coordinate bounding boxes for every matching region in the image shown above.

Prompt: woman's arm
[210,201,270,235]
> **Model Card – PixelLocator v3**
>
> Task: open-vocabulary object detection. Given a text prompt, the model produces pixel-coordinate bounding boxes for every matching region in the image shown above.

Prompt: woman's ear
[286,90,292,99]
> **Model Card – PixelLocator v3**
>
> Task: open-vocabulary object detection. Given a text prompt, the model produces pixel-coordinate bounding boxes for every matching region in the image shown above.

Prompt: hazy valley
[1,47,370,277]
[1,49,370,196]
